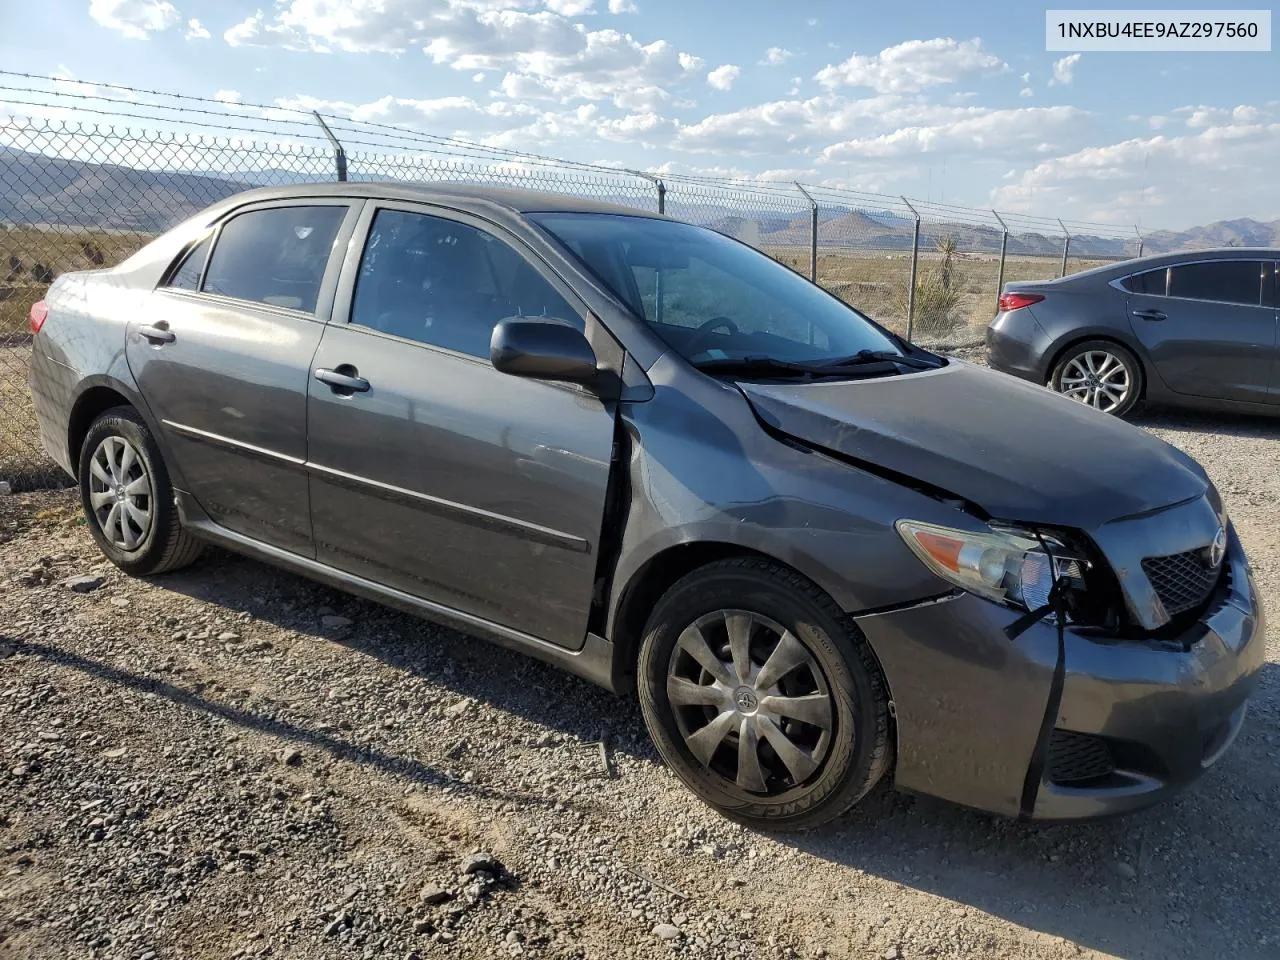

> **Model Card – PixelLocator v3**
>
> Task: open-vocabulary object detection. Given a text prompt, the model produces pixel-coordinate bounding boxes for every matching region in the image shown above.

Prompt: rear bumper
[855,530,1264,821]
[986,310,1049,383]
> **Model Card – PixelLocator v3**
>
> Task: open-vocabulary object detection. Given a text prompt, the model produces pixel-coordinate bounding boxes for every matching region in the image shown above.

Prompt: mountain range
[2,145,1276,258]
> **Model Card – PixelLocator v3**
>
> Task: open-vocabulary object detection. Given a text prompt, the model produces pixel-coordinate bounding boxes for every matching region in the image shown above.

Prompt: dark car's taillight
[997,292,1044,313]
[29,300,49,335]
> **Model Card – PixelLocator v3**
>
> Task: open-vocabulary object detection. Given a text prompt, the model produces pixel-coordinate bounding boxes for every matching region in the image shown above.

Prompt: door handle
[314,366,370,395]
[138,322,176,343]
[1133,309,1167,321]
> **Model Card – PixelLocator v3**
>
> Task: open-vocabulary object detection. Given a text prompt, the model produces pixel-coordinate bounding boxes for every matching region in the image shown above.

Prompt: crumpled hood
[739,361,1209,530]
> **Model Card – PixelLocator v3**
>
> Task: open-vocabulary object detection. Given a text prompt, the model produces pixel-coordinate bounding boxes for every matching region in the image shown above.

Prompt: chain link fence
[1,85,1144,490]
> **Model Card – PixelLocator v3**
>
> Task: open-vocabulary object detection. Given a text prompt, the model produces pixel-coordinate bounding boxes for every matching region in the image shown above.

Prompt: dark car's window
[1120,268,1167,296]
[202,206,346,313]
[165,235,211,291]
[1167,260,1264,306]
[530,212,900,365]
[349,209,581,358]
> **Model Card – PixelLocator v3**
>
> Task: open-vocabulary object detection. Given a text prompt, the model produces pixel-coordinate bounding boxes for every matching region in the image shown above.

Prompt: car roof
[216,181,662,220]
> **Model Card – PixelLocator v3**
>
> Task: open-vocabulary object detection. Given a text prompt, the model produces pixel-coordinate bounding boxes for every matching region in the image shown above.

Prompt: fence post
[1058,218,1071,278]
[635,172,666,214]
[312,111,348,182]
[992,210,1009,314]
[794,182,818,282]
[901,196,921,341]
[1135,225,1144,258]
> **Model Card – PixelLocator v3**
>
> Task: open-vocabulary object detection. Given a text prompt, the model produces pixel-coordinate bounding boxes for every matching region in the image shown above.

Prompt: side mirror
[490,318,598,383]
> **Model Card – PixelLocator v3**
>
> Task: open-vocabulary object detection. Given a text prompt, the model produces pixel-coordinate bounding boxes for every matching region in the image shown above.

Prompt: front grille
[1047,730,1115,784]
[1142,548,1220,617]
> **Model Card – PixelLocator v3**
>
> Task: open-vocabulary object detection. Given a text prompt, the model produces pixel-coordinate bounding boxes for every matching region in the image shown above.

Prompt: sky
[1,0,1278,230]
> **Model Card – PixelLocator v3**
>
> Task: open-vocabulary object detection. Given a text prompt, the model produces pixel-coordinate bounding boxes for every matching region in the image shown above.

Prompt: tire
[637,558,892,831]
[78,405,204,576]
[1049,339,1143,417]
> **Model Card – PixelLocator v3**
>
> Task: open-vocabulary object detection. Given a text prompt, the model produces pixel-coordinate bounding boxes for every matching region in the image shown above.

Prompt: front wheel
[78,406,204,576]
[637,558,892,831]
[1049,340,1143,417]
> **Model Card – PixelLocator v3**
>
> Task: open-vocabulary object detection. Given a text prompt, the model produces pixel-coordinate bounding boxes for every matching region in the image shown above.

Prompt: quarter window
[349,209,582,358]
[202,206,346,313]
[1120,268,1167,296]
[166,235,211,291]
[1167,261,1264,306]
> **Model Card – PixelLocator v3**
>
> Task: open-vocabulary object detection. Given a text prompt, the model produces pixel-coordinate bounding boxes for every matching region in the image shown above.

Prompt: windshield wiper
[690,356,822,378]
[818,349,943,371]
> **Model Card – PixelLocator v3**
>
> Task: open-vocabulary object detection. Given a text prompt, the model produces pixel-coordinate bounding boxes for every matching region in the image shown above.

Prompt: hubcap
[1058,350,1131,412]
[666,610,835,795]
[87,435,153,551]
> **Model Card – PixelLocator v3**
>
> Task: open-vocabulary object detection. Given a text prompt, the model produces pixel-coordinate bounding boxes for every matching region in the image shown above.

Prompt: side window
[165,235,211,291]
[202,205,346,313]
[1167,261,1263,306]
[349,209,582,358]
[1120,268,1167,296]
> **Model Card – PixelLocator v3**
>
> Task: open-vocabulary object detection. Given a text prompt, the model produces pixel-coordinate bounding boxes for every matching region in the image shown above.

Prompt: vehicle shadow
[1130,404,1280,441]
[788,666,1280,960]
[124,551,1280,959]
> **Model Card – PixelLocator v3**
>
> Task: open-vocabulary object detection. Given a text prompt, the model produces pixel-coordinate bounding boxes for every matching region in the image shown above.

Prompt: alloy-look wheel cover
[1058,350,1131,412]
[666,609,836,795]
[88,435,154,551]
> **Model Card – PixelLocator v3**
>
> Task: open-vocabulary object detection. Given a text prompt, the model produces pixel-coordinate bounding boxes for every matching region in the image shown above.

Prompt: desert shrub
[902,235,965,338]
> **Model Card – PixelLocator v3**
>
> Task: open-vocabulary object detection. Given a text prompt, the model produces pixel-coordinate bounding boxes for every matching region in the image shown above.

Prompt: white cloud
[185,17,211,40]
[761,46,792,66]
[214,89,242,104]
[991,104,1280,222]
[815,37,1006,93]
[1020,87,1033,98]
[1048,53,1080,86]
[787,75,802,95]
[806,17,818,26]
[225,2,701,109]
[607,0,637,11]
[707,64,741,91]
[1020,71,1031,83]
[89,0,180,39]
[819,105,1087,161]
[545,0,595,15]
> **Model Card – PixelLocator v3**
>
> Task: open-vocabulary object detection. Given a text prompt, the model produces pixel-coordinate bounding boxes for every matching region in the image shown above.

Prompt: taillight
[997,292,1045,313]
[28,300,49,335]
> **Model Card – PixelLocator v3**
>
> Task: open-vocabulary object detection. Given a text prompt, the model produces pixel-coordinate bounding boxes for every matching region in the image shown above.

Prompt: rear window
[202,205,346,313]
[1167,260,1264,306]
[1120,268,1167,296]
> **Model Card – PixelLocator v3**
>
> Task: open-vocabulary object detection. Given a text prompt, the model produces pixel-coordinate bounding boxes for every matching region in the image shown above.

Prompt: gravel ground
[2,355,1279,960]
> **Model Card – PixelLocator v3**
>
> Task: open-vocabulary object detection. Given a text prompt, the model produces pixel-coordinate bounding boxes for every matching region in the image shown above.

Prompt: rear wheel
[1049,340,1143,417]
[637,558,892,831]
[78,406,203,576]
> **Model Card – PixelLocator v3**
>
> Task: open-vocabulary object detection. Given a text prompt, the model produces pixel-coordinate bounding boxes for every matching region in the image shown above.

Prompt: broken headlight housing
[896,519,1089,614]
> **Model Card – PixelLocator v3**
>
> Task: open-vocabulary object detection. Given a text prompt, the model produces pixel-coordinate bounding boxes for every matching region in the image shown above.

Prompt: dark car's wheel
[78,406,204,576]
[1049,340,1143,416]
[637,558,892,831]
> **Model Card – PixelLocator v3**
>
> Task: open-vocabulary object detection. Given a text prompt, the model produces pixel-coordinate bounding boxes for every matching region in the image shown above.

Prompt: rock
[653,923,682,942]
[0,481,11,495]
[413,919,432,934]
[320,615,352,631]
[218,632,241,642]
[460,852,502,876]
[419,883,453,905]
[65,575,105,593]
[279,748,303,766]
[445,699,473,719]
[1113,860,1137,880]
[109,597,130,607]
[883,948,901,960]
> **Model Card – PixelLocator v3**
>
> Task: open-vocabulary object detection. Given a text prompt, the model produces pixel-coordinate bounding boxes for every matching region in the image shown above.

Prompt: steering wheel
[686,316,740,355]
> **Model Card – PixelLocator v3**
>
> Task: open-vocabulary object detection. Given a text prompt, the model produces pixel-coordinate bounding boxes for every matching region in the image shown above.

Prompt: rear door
[1123,258,1276,404]
[127,199,359,554]
[306,202,617,647]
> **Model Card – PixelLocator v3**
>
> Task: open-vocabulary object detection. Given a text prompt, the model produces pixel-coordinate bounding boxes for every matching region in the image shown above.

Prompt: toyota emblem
[1208,526,1227,569]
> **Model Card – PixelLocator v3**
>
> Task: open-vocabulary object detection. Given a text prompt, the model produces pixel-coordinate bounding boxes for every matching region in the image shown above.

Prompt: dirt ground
[1,358,1279,959]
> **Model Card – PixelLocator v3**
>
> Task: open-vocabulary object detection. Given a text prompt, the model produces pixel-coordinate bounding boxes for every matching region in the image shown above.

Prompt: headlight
[896,519,1087,610]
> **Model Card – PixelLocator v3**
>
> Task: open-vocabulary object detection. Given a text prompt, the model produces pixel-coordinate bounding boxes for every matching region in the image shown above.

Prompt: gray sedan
[26,184,1264,829]
[987,249,1279,416]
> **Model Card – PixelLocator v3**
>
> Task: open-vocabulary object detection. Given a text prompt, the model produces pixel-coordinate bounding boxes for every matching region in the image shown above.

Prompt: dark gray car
[26,184,1264,829]
[988,249,1280,416]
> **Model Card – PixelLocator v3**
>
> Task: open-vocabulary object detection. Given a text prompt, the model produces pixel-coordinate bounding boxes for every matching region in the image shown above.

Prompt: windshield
[530,213,902,366]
